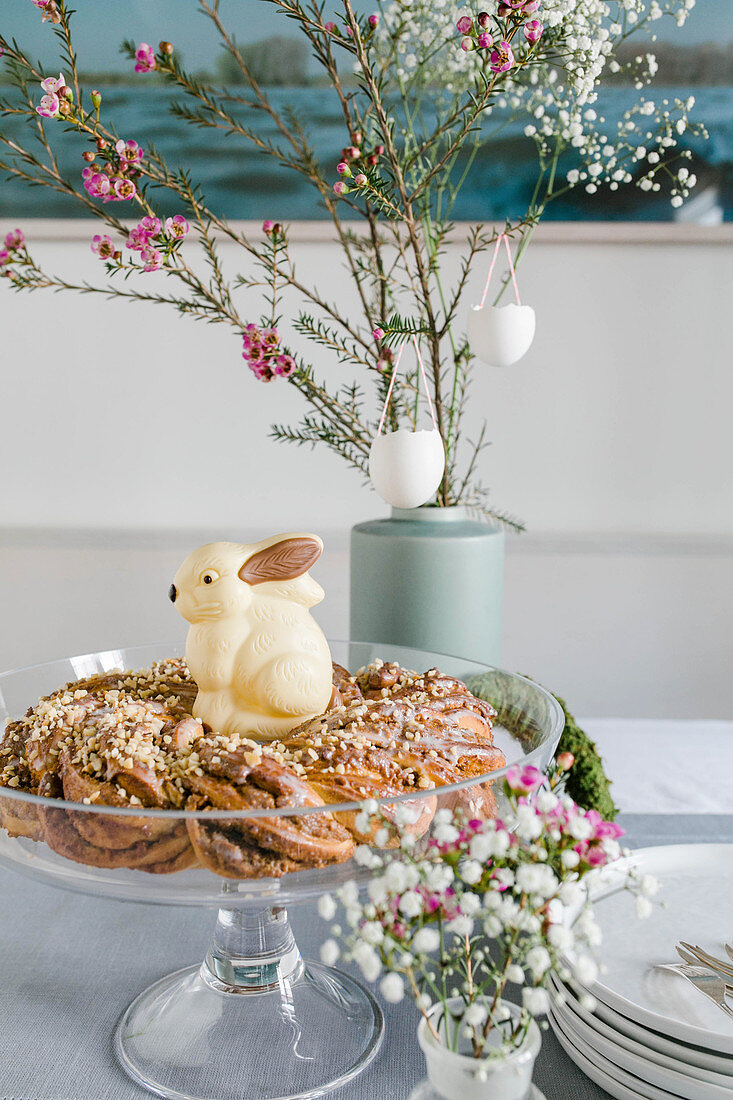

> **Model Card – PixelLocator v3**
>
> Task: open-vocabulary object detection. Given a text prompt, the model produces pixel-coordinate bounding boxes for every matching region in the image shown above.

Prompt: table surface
[1,814,732,1100]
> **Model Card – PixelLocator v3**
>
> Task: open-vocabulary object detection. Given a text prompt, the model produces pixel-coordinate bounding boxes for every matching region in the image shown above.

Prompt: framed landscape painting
[0,0,730,223]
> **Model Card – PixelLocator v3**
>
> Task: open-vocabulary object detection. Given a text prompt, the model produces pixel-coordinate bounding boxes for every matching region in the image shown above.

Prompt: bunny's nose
[169,584,177,603]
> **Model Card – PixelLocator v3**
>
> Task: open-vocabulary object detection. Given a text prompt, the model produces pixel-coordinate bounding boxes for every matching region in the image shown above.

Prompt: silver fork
[676,945,733,989]
[655,962,733,1020]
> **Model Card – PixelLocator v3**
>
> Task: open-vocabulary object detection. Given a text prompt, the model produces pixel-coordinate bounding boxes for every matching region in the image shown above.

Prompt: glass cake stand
[0,641,564,1100]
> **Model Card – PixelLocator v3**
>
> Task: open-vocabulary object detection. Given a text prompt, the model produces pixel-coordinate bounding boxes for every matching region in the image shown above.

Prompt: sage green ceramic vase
[350,506,504,664]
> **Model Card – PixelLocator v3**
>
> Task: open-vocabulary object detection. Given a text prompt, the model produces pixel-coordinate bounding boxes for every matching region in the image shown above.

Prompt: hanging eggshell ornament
[467,302,536,368]
[468,234,536,367]
[369,428,445,509]
[368,336,445,510]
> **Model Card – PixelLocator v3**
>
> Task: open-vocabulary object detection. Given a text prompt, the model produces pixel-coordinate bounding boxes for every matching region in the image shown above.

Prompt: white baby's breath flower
[412,927,440,954]
[506,964,525,984]
[526,946,552,978]
[320,939,340,966]
[573,954,599,986]
[460,859,483,885]
[399,891,424,919]
[360,920,385,946]
[463,1002,488,1027]
[318,893,337,921]
[352,941,381,983]
[522,987,549,1016]
[379,973,405,1003]
[636,895,654,918]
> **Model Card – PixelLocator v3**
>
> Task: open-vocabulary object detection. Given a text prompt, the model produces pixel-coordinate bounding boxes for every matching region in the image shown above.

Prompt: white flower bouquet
[319,759,658,1060]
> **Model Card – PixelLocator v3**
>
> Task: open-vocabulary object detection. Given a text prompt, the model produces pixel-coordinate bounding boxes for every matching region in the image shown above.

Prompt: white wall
[1,221,731,535]
[1,221,732,719]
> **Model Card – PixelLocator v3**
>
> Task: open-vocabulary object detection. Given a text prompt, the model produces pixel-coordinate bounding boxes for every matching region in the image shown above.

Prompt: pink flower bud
[324,21,336,32]
[90,89,102,109]
[262,220,275,234]
[372,327,385,341]
[353,172,367,186]
[460,37,474,52]
[456,15,473,34]
[336,161,352,176]
[524,18,543,42]
[477,11,491,27]
[333,181,350,195]
[556,752,575,772]
[523,0,541,11]
[368,13,379,27]
[477,31,493,48]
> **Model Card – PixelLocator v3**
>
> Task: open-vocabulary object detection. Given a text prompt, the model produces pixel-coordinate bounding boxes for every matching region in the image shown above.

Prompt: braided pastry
[0,656,506,876]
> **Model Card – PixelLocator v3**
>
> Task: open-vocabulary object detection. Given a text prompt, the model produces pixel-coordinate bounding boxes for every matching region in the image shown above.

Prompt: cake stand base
[115,904,383,1100]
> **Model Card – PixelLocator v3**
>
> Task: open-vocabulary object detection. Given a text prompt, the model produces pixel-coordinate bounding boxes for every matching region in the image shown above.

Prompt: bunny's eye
[200,570,220,585]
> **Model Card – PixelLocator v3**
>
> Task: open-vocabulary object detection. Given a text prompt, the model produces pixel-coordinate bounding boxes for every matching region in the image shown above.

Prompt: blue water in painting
[0,85,730,221]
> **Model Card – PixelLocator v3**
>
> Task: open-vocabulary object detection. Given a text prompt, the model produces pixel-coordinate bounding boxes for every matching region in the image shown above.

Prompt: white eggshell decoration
[467,302,536,367]
[369,428,445,510]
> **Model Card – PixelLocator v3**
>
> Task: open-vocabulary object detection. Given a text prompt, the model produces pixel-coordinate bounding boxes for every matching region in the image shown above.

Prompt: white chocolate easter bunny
[171,534,333,741]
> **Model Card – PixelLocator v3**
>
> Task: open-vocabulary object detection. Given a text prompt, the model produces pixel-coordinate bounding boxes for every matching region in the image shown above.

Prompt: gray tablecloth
[1,814,732,1100]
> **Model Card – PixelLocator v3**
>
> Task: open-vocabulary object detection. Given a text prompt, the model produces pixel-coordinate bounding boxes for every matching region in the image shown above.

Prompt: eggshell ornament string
[468,233,536,368]
[369,337,446,511]
[478,233,522,308]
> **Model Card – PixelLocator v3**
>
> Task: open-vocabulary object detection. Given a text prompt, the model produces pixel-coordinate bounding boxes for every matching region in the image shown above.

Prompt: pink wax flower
[477,11,491,27]
[524,19,544,43]
[139,216,161,236]
[456,15,473,33]
[83,172,111,199]
[134,43,157,74]
[115,139,144,168]
[353,172,367,186]
[368,13,379,27]
[490,41,514,72]
[262,219,275,234]
[0,249,10,267]
[523,0,541,11]
[36,92,60,119]
[141,247,163,272]
[40,73,66,95]
[4,229,25,251]
[126,224,152,252]
[91,234,115,258]
[506,764,544,794]
[324,21,336,33]
[273,354,296,378]
[505,0,526,7]
[111,177,137,201]
[336,162,351,176]
[460,37,474,52]
[477,31,493,49]
[372,327,385,340]
[165,215,189,239]
[333,181,349,195]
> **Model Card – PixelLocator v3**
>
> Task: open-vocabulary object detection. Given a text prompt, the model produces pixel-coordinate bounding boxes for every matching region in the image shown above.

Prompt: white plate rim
[551,988,733,1098]
[549,974,733,1086]
[582,843,733,1056]
[548,1005,659,1100]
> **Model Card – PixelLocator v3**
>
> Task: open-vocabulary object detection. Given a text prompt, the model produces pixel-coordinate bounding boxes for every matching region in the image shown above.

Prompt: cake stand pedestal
[115,901,384,1100]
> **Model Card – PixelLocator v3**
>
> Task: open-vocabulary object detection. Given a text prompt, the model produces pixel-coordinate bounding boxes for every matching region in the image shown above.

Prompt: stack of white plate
[548,844,733,1099]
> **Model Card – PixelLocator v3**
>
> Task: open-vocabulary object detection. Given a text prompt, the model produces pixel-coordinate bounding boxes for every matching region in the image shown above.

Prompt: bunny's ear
[238,536,323,585]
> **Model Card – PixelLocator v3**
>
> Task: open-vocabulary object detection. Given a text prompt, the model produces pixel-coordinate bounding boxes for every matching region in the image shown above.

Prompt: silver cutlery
[676,945,733,989]
[678,941,733,980]
[655,962,733,1020]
